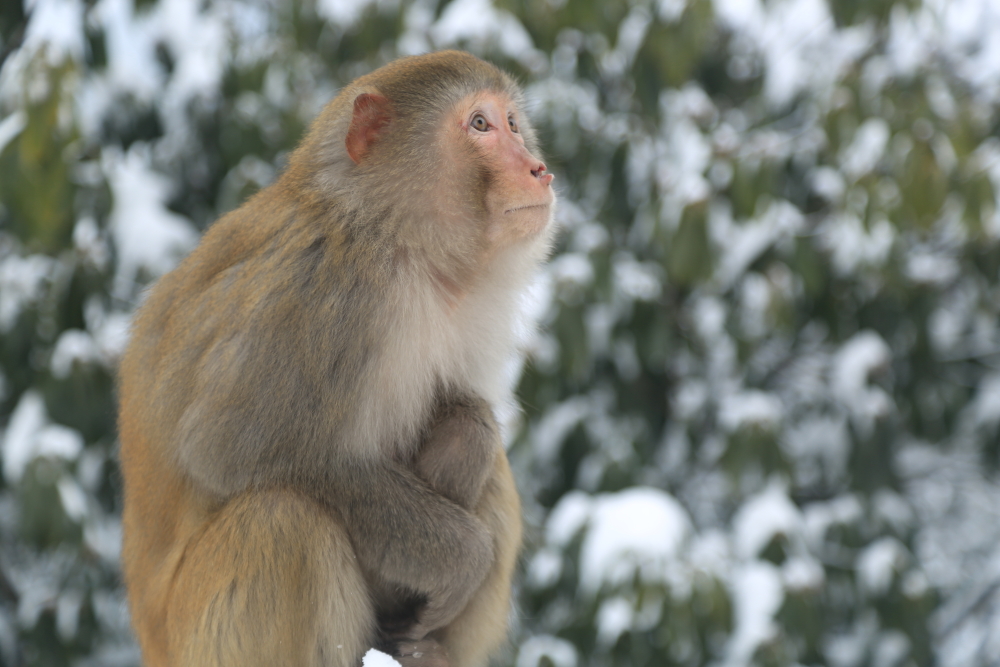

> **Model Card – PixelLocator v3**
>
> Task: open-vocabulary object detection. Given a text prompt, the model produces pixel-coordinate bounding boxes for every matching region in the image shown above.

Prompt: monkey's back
[117,179,381,652]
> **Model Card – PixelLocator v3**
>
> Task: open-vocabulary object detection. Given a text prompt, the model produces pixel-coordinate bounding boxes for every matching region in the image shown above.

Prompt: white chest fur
[351,245,543,458]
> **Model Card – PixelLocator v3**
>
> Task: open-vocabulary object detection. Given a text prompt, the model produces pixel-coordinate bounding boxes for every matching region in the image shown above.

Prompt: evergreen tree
[2,1,1000,665]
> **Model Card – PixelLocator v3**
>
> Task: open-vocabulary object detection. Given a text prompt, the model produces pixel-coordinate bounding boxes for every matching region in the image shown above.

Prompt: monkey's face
[452,92,555,250]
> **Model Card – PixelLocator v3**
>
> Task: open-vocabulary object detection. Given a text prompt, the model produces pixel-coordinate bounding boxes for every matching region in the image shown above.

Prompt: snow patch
[50,330,101,379]
[726,561,784,665]
[719,391,783,433]
[517,635,578,667]
[2,391,83,484]
[578,487,692,593]
[596,596,634,646]
[857,537,908,596]
[431,0,537,64]
[841,118,890,181]
[104,148,199,299]
[361,649,401,667]
[22,0,86,64]
[546,491,593,547]
[714,199,803,288]
[733,480,801,559]
[532,398,590,463]
[820,214,895,276]
[316,0,377,27]
[0,253,55,332]
[0,112,26,154]
[832,331,893,433]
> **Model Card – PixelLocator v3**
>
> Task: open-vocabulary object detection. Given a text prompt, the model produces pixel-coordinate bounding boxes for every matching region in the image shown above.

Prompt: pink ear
[345,93,392,164]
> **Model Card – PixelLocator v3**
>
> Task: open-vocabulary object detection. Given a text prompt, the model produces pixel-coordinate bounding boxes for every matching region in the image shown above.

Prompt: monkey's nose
[532,164,554,186]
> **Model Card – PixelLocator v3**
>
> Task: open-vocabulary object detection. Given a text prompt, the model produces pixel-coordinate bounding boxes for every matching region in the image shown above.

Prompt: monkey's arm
[330,460,494,640]
[414,394,500,510]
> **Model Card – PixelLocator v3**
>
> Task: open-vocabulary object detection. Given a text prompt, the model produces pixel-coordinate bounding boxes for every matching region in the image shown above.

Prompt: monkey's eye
[508,116,519,133]
[471,114,489,132]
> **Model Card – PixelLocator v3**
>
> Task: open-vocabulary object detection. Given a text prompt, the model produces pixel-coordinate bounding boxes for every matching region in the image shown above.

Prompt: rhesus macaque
[117,51,555,667]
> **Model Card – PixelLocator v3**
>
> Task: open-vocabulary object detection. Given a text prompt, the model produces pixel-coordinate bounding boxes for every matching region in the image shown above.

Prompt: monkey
[117,50,555,667]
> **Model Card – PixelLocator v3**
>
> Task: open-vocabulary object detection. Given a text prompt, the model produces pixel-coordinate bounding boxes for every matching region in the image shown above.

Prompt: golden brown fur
[119,51,554,667]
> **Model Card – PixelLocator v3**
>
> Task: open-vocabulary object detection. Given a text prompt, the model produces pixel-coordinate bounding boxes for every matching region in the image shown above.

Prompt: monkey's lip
[503,203,550,214]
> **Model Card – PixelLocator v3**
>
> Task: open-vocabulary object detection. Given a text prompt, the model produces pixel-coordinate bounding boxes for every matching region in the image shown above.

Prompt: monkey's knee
[168,490,374,667]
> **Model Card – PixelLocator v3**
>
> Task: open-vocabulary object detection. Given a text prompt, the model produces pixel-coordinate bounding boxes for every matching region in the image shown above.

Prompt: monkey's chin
[501,203,552,241]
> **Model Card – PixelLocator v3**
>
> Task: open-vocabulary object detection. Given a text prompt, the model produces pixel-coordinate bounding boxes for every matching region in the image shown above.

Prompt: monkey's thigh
[167,489,374,667]
[437,453,523,667]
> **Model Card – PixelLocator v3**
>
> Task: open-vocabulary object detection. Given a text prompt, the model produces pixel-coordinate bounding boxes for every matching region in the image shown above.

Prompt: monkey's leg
[167,489,375,667]
[433,451,523,667]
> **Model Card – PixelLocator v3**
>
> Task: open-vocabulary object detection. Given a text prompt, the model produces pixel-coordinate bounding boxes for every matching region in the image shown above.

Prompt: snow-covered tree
[3,0,1000,665]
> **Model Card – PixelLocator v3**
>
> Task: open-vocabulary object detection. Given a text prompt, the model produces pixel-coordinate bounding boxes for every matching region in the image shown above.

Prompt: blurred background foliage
[2,0,1000,665]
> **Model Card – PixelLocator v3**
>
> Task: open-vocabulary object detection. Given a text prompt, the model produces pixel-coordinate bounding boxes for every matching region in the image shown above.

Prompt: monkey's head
[291,51,555,281]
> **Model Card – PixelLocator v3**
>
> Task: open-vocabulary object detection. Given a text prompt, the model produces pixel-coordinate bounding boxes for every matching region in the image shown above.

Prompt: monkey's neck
[430,268,466,310]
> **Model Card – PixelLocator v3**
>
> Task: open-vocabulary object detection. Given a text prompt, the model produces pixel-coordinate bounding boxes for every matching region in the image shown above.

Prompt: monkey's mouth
[504,204,549,215]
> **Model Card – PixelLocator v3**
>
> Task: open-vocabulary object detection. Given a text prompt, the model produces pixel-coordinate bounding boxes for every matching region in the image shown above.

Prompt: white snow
[718,391,783,434]
[0,112,26,155]
[57,475,89,522]
[55,589,83,640]
[531,398,590,463]
[2,392,48,484]
[546,490,593,547]
[93,312,132,361]
[2,392,84,484]
[103,148,199,299]
[549,253,595,293]
[657,0,688,23]
[782,556,825,592]
[713,199,803,288]
[361,649,401,667]
[841,118,890,181]
[803,495,864,551]
[526,548,563,589]
[50,330,101,379]
[732,480,801,559]
[517,635,578,667]
[820,214,895,276]
[596,596,634,646]
[613,255,662,302]
[811,166,846,202]
[22,0,86,64]
[3,391,46,484]
[578,487,692,593]
[832,331,894,433]
[971,373,1000,428]
[431,0,537,64]
[35,425,85,462]
[83,516,123,563]
[726,561,784,665]
[857,537,907,596]
[0,253,55,332]
[316,0,377,27]
[783,415,851,486]
[713,0,872,109]
[90,0,164,106]
[73,217,111,271]
[905,249,960,286]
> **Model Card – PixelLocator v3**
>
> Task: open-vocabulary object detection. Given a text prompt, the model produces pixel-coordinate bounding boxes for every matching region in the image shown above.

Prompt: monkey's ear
[346,93,392,164]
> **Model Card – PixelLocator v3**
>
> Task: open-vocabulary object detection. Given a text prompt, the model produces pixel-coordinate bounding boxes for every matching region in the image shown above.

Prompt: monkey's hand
[392,639,450,667]
[415,395,499,510]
